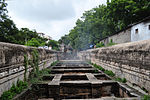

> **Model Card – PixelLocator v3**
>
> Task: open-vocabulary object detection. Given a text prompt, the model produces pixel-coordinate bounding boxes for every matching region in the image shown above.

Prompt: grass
[93,64,105,71]
[50,61,59,66]
[104,70,115,77]
[92,63,115,77]
[91,63,128,83]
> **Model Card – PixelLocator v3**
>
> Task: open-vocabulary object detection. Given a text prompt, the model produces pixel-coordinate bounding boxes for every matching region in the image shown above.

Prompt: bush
[142,95,150,100]
[115,78,122,82]
[0,80,28,100]
[96,42,105,48]
[104,70,115,77]
[1,90,14,100]
[30,68,51,84]
[93,64,105,72]
[39,68,51,76]
[115,77,127,83]
[122,78,127,83]
[17,80,28,92]
[98,66,105,71]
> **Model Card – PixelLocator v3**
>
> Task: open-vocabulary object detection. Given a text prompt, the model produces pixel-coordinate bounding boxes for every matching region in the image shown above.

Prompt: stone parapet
[0,42,63,96]
[78,39,150,93]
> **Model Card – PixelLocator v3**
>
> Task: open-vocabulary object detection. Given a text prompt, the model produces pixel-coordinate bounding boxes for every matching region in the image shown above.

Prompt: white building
[99,16,150,45]
[131,17,150,42]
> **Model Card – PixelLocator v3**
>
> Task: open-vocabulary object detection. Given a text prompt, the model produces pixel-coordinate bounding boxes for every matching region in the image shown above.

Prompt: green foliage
[28,49,40,79]
[142,95,150,100]
[96,42,105,48]
[51,61,59,66]
[39,68,51,76]
[30,77,40,84]
[24,54,28,81]
[92,63,127,83]
[25,38,40,47]
[30,68,51,84]
[104,70,115,77]
[115,77,127,83]
[58,35,70,45]
[0,0,47,46]
[93,64,105,71]
[47,40,59,51]
[0,80,28,100]
[59,0,150,50]
[0,90,14,100]
[31,49,39,77]
[122,78,127,83]
[16,80,28,91]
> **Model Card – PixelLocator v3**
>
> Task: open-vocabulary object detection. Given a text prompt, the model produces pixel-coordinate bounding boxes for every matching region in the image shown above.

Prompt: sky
[6,0,106,40]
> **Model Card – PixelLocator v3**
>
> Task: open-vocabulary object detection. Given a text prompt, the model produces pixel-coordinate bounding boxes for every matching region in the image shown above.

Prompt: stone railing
[78,39,150,93]
[0,42,63,96]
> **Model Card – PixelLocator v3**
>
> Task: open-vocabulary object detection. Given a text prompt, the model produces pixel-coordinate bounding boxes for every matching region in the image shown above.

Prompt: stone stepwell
[16,60,144,100]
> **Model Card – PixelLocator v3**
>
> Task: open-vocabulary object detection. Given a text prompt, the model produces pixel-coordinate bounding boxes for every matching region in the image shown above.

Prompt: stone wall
[100,27,131,45]
[78,39,150,93]
[0,42,63,96]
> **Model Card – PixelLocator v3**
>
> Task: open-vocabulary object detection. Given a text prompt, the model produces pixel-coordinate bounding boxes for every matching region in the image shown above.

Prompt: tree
[47,40,59,50]
[0,0,47,47]
[59,0,150,51]
[25,38,41,47]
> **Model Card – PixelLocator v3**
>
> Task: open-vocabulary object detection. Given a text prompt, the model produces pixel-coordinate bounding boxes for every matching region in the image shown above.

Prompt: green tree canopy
[47,40,59,50]
[59,0,150,51]
[0,0,48,47]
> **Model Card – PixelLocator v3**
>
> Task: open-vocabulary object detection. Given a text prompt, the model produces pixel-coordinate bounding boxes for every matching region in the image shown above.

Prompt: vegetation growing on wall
[104,70,115,77]
[25,49,52,84]
[29,49,40,78]
[0,80,28,100]
[96,39,117,48]
[24,54,28,82]
[50,61,59,66]
[115,77,127,83]
[142,95,150,100]
[59,0,150,50]
[30,68,51,84]
[92,63,128,83]
[47,40,60,51]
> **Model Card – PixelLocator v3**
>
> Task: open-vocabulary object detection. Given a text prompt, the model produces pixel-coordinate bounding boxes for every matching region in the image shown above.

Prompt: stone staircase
[41,60,143,100]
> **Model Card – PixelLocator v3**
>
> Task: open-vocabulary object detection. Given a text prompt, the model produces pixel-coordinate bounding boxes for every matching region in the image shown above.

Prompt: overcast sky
[6,0,106,40]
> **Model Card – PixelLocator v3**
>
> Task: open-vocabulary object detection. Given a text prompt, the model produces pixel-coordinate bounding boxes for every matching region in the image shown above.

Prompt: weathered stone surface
[78,39,150,93]
[0,42,63,96]
[13,60,143,99]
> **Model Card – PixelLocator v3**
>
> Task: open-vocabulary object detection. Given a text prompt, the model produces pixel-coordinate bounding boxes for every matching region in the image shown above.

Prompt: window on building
[135,29,138,34]
[149,25,150,30]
